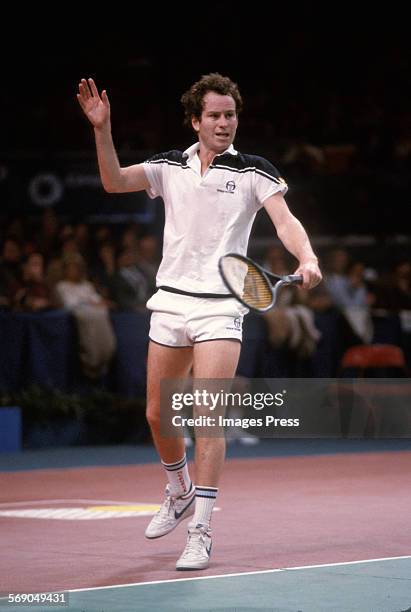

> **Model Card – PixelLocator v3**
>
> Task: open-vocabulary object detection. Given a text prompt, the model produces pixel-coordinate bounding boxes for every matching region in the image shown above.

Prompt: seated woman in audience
[262,245,322,358]
[55,254,116,380]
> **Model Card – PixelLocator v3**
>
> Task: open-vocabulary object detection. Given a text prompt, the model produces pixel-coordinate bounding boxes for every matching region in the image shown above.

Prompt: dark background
[1,9,410,244]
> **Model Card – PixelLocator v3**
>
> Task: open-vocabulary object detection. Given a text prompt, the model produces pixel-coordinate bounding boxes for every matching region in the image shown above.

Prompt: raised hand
[77,78,110,129]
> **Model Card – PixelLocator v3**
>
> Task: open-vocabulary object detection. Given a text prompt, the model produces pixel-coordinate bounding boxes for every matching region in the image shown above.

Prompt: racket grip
[286,274,304,285]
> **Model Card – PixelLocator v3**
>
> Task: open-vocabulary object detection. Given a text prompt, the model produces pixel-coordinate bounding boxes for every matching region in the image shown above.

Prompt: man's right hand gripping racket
[219,253,303,313]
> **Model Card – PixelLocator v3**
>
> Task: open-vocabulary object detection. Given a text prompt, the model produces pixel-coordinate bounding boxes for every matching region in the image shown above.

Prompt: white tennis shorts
[146,289,248,347]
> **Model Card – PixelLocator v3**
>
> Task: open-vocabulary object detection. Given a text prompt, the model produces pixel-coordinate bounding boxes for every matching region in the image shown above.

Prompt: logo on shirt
[217,180,236,194]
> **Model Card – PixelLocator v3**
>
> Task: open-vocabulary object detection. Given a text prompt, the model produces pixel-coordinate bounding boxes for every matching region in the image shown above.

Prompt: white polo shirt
[143,143,288,294]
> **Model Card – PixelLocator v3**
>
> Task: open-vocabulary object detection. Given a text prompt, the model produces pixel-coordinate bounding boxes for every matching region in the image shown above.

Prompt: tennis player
[77,73,322,570]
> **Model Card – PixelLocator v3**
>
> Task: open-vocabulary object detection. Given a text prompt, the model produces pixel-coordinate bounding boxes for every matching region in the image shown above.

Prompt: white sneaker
[182,425,193,448]
[176,522,212,570]
[227,426,260,446]
[238,433,260,446]
[145,485,195,539]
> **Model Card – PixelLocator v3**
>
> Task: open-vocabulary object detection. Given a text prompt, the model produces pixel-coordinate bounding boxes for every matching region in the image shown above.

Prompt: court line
[68,555,411,593]
[0,498,222,518]
[0,499,153,508]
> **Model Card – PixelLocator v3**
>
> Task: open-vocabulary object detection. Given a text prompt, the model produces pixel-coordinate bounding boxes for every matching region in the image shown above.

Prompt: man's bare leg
[192,339,241,485]
[145,341,196,540]
[176,339,241,569]
[146,340,193,463]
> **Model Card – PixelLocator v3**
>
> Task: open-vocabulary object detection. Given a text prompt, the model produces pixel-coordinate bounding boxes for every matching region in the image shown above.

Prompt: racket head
[218,253,274,313]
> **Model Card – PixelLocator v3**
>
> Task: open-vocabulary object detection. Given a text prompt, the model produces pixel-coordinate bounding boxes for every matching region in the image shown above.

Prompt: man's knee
[146,403,161,431]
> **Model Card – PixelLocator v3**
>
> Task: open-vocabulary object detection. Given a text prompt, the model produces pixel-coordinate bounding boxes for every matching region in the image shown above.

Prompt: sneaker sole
[176,561,210,571]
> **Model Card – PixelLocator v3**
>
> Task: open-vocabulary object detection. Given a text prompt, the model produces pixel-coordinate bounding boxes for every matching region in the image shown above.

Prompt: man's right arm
[77,78,150,194]
[94,124,150,193]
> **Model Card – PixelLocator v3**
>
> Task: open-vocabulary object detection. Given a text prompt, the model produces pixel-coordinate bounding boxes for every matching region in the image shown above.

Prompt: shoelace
[181,529,209,558]
[155,492,176,521]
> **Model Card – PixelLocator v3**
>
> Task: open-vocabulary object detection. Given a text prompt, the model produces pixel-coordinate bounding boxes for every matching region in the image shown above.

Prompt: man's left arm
[264,193,322,289]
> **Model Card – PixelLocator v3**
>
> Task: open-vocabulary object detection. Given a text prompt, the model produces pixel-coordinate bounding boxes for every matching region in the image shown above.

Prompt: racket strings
[243,264,273,309]
[220,256,273,310]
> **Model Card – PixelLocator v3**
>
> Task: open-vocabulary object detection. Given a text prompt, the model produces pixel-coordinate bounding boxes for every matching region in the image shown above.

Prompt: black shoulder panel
[213,152,283,182]
[145,150,185,164]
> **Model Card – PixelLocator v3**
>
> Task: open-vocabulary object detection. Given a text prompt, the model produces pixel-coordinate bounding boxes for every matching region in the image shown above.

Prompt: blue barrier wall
[0,309,407,397]
[0,406,22,452]
[0,310,150,397]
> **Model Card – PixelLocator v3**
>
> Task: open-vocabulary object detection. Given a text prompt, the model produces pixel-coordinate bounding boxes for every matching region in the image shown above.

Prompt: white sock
[161,454,193,497]
[192,486,218,527]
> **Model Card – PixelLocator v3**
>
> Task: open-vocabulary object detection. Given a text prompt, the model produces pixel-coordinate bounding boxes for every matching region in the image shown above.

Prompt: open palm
[77,78,110,128]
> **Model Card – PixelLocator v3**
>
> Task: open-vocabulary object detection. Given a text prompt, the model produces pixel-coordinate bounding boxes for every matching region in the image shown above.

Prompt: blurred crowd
[0,210,160,380]
[0,209,159,315]
[1,210,410,375]
[261,245,411,362]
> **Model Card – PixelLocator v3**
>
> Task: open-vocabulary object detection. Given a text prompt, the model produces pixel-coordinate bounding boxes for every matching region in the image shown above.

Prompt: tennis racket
[218,253,303,313]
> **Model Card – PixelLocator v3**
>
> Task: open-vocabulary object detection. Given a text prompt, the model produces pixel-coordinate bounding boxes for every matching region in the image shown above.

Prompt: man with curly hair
[77,73,322,570]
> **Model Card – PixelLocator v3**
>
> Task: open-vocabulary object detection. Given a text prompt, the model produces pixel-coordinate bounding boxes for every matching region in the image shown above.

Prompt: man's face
[25,254,44,280]
[192,91,238,153]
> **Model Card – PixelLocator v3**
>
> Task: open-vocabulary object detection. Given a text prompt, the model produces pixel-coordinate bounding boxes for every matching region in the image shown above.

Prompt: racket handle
[285,274,304,285]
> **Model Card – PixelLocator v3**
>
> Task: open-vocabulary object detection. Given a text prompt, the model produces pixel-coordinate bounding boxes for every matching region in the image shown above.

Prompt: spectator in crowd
[5,216,27,246]
[325,259,374,344]
[59,223,75,242]
[110,247,150,311]
[73,222,91,261]
[326,261,371,309]
[47,236,82,287]
[135,234,160,295]
[377,260,411,312]
[90,240,117,302]
[120,225,140,252]
[55,254,116,380]
[323,247,349,282]
[13,252,55,312]
[35,209,60,259]
[0,237,22,308]
[263,245,290,275]
[93,224,113,247]
[305,281,334,314]
[373,258,411,344]
[262,245,322,358]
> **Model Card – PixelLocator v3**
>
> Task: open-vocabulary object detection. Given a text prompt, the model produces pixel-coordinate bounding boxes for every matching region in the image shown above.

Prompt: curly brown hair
[181,73,243,128]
